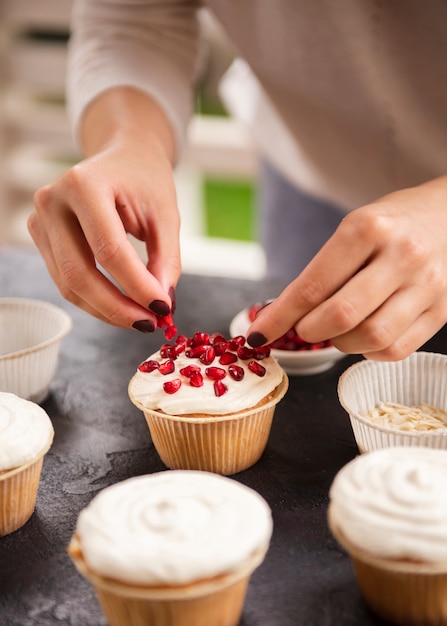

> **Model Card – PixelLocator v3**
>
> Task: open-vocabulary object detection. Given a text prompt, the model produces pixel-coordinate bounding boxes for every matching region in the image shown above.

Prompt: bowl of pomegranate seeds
[229,301,346,376]
[128,330,288,475]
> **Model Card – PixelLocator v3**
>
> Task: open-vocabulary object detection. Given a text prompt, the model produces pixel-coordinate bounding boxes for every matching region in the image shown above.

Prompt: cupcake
[0,391,54,536]
[337,351,447,453]
[68,470,273,626]
[128,331,288,475]
[328,447,447,626]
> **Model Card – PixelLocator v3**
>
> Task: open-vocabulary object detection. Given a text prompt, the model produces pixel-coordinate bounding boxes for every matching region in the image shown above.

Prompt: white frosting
[329,447,447,563]
[75,470,273,585]
[129,350,284,415]
[0,392,54,470]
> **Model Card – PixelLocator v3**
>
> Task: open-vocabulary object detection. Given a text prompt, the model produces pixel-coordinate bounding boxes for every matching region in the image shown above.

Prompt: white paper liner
[0,298,72,402]
[337,352,447,452]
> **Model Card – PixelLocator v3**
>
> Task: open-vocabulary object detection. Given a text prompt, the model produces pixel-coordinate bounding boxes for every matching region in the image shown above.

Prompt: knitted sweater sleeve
[66,0,202,160]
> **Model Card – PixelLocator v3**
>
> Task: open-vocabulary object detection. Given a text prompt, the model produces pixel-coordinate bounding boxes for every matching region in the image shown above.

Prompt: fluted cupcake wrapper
[0,298,72,402]
[133,373,288,475]
[0,436,53,536]
[68,537,268,626]
[329,514,447,626]
[337,352,447,453]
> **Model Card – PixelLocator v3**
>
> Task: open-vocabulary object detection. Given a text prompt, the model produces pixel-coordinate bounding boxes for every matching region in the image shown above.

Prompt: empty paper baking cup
[0,298,72,402]
[130,374,289,475]
[337,352,447,452]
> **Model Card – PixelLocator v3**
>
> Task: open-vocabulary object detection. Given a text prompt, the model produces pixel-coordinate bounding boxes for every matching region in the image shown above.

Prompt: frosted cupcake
[68,470,273,626]
[0,391,54,536]
[128,332,288,474]
[328,447,447,626]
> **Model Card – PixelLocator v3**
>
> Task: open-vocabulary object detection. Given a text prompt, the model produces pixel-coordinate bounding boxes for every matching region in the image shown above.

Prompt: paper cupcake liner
[329,515,447,626]
[137,373,288,475]
[0,436,53,536]
[337,352,447,453]
[0,298,72,402]
[69,538,267,626]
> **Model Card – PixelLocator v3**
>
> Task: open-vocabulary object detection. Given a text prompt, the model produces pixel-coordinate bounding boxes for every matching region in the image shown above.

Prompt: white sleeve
[67,0,202,160]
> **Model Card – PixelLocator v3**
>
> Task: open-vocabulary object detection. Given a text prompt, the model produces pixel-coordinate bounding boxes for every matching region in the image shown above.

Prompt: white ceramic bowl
[337,351,447,453]
[229,307,346,376]
[0,298,72,403]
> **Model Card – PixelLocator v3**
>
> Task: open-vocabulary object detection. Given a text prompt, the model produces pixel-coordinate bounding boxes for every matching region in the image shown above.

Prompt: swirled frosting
[329,447,447,562]
[75,470,273,585]
[0,392,54,470]
[128,340,284,415]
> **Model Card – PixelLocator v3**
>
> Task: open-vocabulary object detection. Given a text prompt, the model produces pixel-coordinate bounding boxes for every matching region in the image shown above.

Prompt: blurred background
[0,0,265,279]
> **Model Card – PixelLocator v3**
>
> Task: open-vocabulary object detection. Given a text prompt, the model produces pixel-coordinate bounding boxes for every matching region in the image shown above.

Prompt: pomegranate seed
[237,346,256,360]
[219,351,238,365]
[159,359,175,375]
[214,341,229,356]
[189,371,204,387]
[209,332,226,345]
[248,360,266,377]
[190,331,209,347]
[172,342,185,357]
[160,343,174,359]
[199,346,215,365]
[254,346,271,359]
[232,335,246,347]
[213,380,228,397]
[186,345,208,358]
[179,365,201,377]
[164,324,177,341]
[138,359,159,373]
[205,366,227,380]
[163,379,182,394]
[175,334,187,345]
[228,364,244,381]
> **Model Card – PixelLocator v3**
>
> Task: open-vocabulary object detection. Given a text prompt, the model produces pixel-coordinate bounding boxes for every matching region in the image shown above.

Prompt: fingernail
[247,331,268,348]
[168,286,176,314]
[149,300,170,316]
[132,319,155,333]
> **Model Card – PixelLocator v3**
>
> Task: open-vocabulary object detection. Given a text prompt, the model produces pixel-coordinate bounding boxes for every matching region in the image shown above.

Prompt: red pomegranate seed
[205,366,227,380]
[175,334,187,345]
[190,331,209,347]
[159,359,175,375]
[232,335,246,347]
[214,341,229,356]
[190,371,204,387]
[160,343,174,359]
[186,345,208,358]
[138,359,159,373]
[219,351,238,365]
[179,364,201,377]
[248,360,266,377]
[213,380,228,397]
[199,346,215,365]
[164,324,177,341]
[237,346,256,360]
[172,342,185,357]
[228,364,244,381]
[209,333,227,345]
[163,379,182,394]
[254,346,271,359]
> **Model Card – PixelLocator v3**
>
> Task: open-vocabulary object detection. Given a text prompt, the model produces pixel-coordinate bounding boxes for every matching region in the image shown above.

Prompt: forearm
[80,86,176,164]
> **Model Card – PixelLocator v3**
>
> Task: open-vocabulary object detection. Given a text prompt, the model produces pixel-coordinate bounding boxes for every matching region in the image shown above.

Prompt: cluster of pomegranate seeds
[137,331,271,397]
[155,312,178,341]
[248,302,333,351]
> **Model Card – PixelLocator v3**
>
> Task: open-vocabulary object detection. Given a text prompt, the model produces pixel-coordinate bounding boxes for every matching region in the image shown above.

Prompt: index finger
[246,212,376,347]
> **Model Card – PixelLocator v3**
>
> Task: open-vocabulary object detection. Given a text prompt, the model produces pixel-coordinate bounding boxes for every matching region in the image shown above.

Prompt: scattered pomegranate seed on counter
[248,302,333,351]
[137,331,272,396]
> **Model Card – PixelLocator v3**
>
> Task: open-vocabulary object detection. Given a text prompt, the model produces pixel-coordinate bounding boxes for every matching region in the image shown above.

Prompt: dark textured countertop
[1,246,445,626]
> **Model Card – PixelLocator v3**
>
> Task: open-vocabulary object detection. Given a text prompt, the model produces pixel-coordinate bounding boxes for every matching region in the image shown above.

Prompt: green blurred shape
[203,178,256,242]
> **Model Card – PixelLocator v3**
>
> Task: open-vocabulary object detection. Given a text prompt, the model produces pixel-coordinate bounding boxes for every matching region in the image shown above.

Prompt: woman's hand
[247,176,447,361]
[28,88,181,331]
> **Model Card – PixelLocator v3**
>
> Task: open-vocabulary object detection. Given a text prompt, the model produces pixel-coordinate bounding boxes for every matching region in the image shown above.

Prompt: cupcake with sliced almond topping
[128,331,288,475]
